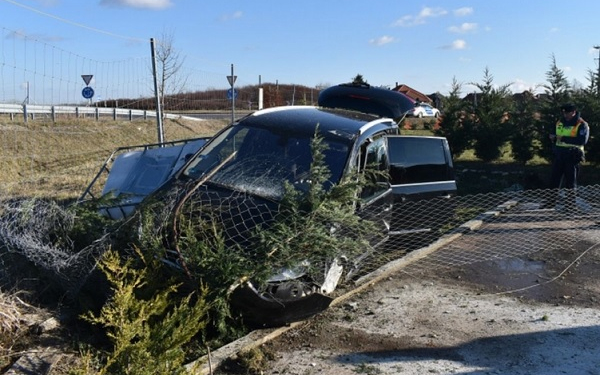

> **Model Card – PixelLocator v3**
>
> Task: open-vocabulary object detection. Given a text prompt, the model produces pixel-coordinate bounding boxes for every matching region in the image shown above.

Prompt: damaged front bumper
[231,258,345,327]
[231,280,334,327]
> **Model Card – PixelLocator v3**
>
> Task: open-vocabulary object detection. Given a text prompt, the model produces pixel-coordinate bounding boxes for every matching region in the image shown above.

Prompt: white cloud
[448,22,478,34]
[419,6,447,18]
[392,6,447,27]
[100,0,173,9]
[392,15,416,27]
[369,35,395,46]
[510,78,538,93]
[440,39,467,50]
[219,11,243,21]
[454,7,473,17]
[452,40,467,49]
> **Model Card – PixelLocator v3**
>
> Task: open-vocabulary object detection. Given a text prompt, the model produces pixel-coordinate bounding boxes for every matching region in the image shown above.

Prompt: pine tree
[433,77,473,158]
[536,55,572,162]
[509,90,539,164]
[467,68,513,162]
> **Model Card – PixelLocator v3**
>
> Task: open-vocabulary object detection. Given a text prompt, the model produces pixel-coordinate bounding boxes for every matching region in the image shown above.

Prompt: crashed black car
[84,83,456,326]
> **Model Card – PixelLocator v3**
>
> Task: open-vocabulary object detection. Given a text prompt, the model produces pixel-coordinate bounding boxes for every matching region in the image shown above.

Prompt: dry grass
[0,116,228,372]
[0,116,228,200]
[0,290,24,337]
[0,289,37,370]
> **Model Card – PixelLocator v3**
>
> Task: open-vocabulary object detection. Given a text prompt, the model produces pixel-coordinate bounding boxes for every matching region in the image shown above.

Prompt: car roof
[318,83,415,119]
[237,106,396,141]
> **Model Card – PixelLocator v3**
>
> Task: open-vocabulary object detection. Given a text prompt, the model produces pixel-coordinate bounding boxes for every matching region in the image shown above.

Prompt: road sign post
[81,75,94,105]
[227,64,237,124]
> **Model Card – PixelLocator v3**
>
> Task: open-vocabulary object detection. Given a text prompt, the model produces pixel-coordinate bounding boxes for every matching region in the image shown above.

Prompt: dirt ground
[217,230,600,375]
[4,203,600,375]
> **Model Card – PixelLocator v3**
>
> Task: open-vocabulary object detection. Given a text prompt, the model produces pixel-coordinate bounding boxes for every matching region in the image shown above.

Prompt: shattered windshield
[183,125,350,200]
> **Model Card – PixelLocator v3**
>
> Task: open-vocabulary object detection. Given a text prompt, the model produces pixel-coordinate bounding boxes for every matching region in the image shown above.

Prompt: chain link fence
[2,159,600,305]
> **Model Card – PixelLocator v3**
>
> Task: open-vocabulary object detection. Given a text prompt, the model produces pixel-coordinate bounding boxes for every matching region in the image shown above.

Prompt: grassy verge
[0,117,229,200]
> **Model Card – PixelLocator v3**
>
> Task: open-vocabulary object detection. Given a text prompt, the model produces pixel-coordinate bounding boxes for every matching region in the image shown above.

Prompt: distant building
[427,92,444,110]
[392,84,432,105]
[462,92,483,107]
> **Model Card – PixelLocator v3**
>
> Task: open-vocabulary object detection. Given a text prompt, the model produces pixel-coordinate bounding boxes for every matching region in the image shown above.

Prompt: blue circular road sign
[82,86,95,99]
[227,88,238,100]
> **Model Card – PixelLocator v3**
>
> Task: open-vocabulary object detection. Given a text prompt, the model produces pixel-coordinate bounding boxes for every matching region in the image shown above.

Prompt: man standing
[549,103,589,189]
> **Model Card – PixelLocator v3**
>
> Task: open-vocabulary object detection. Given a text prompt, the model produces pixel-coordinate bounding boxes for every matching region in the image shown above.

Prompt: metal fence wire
[2,182,600,302]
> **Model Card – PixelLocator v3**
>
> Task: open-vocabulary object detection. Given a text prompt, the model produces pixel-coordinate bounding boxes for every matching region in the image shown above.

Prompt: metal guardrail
[0,103,200,122]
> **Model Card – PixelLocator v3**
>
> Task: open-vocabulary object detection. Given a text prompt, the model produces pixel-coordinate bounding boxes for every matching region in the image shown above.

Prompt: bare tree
[155,29,188,113]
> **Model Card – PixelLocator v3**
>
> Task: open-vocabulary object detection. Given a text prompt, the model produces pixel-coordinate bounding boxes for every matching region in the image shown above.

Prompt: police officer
[549,103,589,190]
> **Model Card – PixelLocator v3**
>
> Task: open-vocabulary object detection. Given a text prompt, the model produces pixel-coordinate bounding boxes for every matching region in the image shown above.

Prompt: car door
[386,135,456,203]
[385,135,457,235]
[355,135,394,243]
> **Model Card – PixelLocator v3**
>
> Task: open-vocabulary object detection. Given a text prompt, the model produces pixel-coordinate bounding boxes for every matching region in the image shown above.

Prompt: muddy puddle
[436,251,600,307]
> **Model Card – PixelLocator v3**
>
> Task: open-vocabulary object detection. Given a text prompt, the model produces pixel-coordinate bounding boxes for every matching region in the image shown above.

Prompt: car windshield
[182,124,351,200]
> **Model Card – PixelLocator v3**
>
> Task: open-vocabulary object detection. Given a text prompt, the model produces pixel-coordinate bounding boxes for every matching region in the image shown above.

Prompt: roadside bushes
[433,77,472,159]
[437,58,600,165]
[80,249,210,375]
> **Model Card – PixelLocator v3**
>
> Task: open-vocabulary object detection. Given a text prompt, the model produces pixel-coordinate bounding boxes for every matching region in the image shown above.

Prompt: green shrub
[82,249,209,375]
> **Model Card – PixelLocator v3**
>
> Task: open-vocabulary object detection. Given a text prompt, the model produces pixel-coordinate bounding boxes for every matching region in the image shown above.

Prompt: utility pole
[23,81,30,105]
[594,45,600,96]
[150,38,164,144]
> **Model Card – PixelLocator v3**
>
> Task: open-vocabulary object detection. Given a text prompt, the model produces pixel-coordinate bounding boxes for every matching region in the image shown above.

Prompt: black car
[84,83,456,326]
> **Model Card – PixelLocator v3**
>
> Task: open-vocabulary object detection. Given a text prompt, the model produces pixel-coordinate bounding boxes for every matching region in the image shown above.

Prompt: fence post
[113,108,117,121]
[51,106,56,122]
[129,109,133,121]
[23,104,28,123]
[95,107,99,121]
[76,107,80,118]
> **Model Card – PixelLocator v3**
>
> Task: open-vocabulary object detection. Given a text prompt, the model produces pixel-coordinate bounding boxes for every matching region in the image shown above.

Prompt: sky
[2,0,600,100]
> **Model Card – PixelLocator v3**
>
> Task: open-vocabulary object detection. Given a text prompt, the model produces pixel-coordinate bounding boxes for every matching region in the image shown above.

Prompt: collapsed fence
[2,114,600,324]
[2,181,600,305]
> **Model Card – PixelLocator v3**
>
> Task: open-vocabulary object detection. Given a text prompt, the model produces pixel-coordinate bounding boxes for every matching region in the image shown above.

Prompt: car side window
[387,136,451,184]
[359,136,389,200]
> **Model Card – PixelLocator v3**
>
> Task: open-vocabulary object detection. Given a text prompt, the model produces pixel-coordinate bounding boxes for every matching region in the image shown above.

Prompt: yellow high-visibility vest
[555,118,585,151]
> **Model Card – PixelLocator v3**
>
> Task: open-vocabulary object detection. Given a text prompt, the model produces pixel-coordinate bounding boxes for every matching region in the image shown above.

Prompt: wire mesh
[2,178,600,304]
[396,187,600,278]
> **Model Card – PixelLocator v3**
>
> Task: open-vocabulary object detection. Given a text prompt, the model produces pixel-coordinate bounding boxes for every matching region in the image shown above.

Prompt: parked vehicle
[406,102,441,118]
[81,83,456,326]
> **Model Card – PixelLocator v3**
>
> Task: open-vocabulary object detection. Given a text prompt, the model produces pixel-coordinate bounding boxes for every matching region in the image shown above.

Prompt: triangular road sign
[81,75,93,86]
[227,75,237,87]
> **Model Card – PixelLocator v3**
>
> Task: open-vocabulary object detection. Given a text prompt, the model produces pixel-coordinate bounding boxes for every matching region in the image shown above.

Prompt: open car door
[386,135,456,203]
